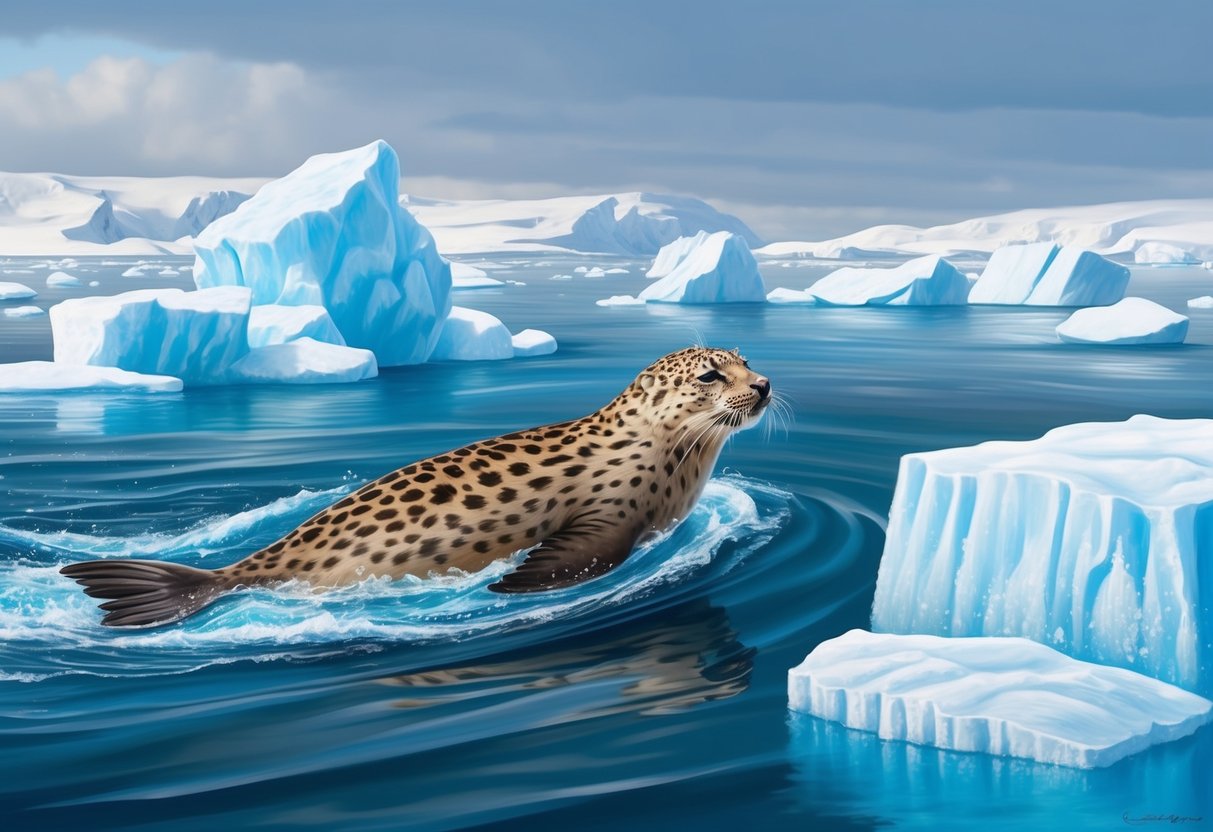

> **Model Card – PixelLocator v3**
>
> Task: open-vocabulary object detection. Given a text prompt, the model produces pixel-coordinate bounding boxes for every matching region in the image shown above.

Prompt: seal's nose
[750,378,771,399]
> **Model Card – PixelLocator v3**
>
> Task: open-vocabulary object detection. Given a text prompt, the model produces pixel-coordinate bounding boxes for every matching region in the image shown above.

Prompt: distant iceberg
[1056,298,1188,345]
[970,244,1129,306]
[46,271,83,288]
[633,231,766,304]
[1134,241,1199,265]
[788,630,1212,769]
[430,306,514,361]
[872,415,1213,696]
[0,361,183,394]
[230,338,378,385]
[193,140,452,367]
[804,255,970,306]
[49,287,251,384]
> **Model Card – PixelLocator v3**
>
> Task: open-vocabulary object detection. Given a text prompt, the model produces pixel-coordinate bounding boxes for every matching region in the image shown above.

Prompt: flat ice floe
[798,255,970,306]
[872,415,1213,696]
[1188,296,1213,309]
[230,338,378,384]
[46,271,83,288]
[2,305,45,318]
[0,282,37,300]
[1056,297,1188,345]
[0,361,182,393]
[788,630,1212,768]
[510,328,557,357]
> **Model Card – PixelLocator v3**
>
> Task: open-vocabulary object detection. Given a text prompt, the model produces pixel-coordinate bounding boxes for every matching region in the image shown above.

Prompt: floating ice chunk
[0,282,36,300]
[872,415,1213,696]
[229,337,377,384]
[788,630,1212,769]
[585,267,607,278]
[194,140,451,366]
[807,255,970,306]
[595,294,645,306]
[430,306,513,361]
[159,267,179,276]
[50,287,251,384]
[0,361,182,393]
[1134,242,1199,265]
[3,305,45,318]
[46,271,83,288]
[969,243,1059,304]
[510,328,557,357]
[1188,296,1213,309]
[638,231,766,304]
[573,266,589,274]
[766,287,816,305]
[121,267,144,277]
[1056,297,1188,345]
[88,281,100,287]
[550,274,574,281]
[605,267,629,274]
[647,230,711,277]
[247,304,345,348]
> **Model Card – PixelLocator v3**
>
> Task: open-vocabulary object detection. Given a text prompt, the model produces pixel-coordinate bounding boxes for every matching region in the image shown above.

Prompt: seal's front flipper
[60,559,229,627]
[488,521,637,593]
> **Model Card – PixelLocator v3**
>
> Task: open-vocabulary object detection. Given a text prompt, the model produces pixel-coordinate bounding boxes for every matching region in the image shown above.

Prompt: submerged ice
[872,415,1213,696]
[788,630,1212,768]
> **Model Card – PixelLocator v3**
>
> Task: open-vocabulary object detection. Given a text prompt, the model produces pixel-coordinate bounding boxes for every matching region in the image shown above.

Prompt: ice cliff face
[871,415,1213,697]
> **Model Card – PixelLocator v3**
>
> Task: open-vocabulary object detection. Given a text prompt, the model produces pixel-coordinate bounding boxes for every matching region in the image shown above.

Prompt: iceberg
[1056,298,1188,345]
[121,267,144,277]
[193,140,452,367]
[872,415,1213,696]
[247,304,345,349]
[806,255,970,306]
[765,287,816,305]
[0,282,37,300]
[968,243,1060,304]
[636,232,766,304]
[46,271,83,288]
[50,287,251,384]
[787,630,1212,769]
[3,305,46,318]
[1134,242,1199,265]
[0,361,182,393]
[1025,247,1130,305]
[429,306,514,361]
[1188,296,1213,309]
[646,231,711,277]
[510,328,557,357]
[230,338,377,385]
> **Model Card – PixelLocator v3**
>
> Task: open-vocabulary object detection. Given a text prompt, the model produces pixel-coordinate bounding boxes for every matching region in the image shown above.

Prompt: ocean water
[0,255,1210,831]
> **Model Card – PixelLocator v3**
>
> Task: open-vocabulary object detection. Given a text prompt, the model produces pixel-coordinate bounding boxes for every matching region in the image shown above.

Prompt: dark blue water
[1,255,1211,830]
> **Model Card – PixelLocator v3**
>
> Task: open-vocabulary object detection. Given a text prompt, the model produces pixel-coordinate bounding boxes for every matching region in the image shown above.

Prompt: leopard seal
[62,347,772,627]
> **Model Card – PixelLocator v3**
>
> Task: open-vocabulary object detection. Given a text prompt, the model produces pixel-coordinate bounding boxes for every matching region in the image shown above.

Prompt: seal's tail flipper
[60,559,229,627]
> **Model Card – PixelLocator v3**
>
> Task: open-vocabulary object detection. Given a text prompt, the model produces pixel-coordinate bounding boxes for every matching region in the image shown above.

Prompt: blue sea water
[0,255,1211,831]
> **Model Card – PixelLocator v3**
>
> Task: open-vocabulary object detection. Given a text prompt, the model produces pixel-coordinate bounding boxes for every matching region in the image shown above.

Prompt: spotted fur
[63,347,771,625]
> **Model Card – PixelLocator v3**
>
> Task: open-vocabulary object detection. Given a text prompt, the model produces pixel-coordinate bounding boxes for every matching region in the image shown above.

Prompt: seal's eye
[697,370,724,383]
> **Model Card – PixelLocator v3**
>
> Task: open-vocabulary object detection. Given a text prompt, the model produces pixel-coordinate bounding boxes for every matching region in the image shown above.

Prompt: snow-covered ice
[3,305,45,318]
[595,294,646,307]
[121,267,144,277]
[804,255,970,306]
[1188,296,1213,309]
[787,630,1212,769]
[0,282,36,300]
[646,231,712,277]
[1056,298,1189,345]
[510,328,557,357]
[229,338,377,385]
[766,287,816,305]
[50,287,251,384]
[429,306,514,361]
[46,271,82,288]
[872,415,1213,696]
[247,305,345,349]
[636,231,766,304]
[0,361,183,394]
[1134,241,1199,265]
[969,243,1060,305]
[193,140,452,367]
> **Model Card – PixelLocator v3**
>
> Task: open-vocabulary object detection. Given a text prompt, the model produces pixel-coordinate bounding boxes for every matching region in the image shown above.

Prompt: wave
[0,475,791,680]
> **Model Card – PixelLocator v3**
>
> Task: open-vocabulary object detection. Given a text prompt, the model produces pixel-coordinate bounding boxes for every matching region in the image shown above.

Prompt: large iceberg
[646,230,711,278]
[0,361,182,393]
[629,231,766,304]
[1056,298,1188,345]
[49,287,251,384]
[247,304,345,348]
[430,306,514,361]
[193,140,451,366]
[971,244,1129,306]
[788,630,1212,769]
[872,415,1213,696]
[230,338,377,385]
[804,255,970,306]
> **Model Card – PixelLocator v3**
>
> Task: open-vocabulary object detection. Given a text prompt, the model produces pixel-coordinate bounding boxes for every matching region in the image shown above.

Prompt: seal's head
[627,346,771,433]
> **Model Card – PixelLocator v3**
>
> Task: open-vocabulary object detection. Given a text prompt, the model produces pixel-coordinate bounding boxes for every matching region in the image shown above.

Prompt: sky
[1,0,1211,241]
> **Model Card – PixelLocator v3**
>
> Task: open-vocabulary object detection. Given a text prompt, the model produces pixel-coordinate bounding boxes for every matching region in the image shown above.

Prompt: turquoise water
[1,256,1211,830]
